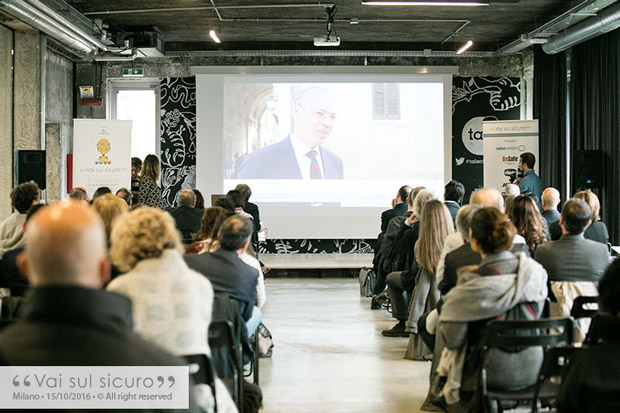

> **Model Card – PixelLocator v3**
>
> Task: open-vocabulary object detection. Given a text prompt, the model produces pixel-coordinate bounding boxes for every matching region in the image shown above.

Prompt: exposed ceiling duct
[543,1,620,54]
[0,0,107,53]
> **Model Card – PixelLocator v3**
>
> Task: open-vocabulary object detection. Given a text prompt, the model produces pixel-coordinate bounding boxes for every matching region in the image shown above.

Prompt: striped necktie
[306,150,322,179]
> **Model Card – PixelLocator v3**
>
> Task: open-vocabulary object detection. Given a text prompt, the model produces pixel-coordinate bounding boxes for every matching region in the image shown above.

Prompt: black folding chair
[570,295,598,320]
[479,317,575,413]
[531,346,583,412]
[183,354,217,412]
[244,327,260,385]
[209,319,244,412]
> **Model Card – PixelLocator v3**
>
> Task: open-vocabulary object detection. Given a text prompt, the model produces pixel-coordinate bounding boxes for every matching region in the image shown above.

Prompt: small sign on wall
[122,68,144,77]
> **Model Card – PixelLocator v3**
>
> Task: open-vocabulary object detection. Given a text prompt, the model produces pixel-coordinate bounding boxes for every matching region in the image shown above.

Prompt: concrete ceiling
[62,0,584,53]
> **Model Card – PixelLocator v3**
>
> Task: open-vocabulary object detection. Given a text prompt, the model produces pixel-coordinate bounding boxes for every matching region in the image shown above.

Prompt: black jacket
[166,206,203,243]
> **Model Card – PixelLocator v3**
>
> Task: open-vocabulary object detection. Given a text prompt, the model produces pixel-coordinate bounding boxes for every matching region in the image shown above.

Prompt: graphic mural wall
[158,76,522,253]
[451,77,521,200]
[160,77,197,208]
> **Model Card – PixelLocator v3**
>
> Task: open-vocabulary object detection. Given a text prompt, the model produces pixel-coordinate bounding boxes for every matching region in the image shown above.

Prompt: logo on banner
[96,139,112,165]
[461,116,498,156]
[455,157,465,166]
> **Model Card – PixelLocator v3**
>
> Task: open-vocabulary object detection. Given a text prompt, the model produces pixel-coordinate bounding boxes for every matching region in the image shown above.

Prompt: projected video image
[223,82,443,182]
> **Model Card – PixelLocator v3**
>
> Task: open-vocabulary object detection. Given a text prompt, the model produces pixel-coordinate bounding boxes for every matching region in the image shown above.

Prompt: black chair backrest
[182,354,217,412]
[570,295,598,320]
[531,346,583,412]
[484,317,575,349]
[209,319,243,411]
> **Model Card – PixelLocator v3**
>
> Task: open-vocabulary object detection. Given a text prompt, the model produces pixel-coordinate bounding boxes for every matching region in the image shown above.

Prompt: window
[109,80,159,161]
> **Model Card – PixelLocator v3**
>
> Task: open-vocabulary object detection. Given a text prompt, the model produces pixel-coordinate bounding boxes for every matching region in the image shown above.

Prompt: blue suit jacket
[237,136,343,179]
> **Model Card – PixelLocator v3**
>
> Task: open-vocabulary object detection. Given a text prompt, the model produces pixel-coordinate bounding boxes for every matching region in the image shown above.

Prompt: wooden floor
[258,278,432,413]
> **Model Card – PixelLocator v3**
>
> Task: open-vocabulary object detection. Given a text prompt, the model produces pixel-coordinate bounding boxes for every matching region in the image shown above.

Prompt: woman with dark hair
[436,207,548,411]
[185,206,232,254]
[509,194,548,254]
[557,258,620,412]
[138,154,163,209]
[192,189,205,209]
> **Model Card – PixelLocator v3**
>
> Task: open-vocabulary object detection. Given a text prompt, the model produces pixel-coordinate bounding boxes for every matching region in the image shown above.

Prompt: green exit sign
[122,68,144,77]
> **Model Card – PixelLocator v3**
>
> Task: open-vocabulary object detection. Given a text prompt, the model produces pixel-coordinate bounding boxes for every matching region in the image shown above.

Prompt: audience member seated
[0,204,46,292]
[535,198,610,340]
[557,258,620,412]
[92,186,111,200]
[0,202,199,412]
[138,154,164,209]
[227,189,254,222]
[0,182,39,258]
[185,215,260,336]
[541,187,561,227]
[186,206,232,254]
[380,185,411,232]
[372,189,432,308]
[235,184,261,234]
[379,186,421,275]
[437,204,483,296]
[503,183,520,197]
[192,188,205,209]
[403,201,454,360]
[436,207,547,410]
[92,194,129,247]
[68,186,89,203]
[382,198,448,337]
[167,190,203,244]
[214,196,236,213]
[508,195,549,254]
[550,190,609,244]
[131,156,142,201]
[443,180,464,224]
[115,187,133,207]
[107,207,236,412]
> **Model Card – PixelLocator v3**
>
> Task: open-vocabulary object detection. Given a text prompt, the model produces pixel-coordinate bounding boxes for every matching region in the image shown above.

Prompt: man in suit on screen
[237,87,344,179]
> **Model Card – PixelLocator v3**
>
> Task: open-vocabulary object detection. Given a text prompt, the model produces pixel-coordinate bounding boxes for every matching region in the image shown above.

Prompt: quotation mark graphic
[155,376,175,388]
[12,376,31,387]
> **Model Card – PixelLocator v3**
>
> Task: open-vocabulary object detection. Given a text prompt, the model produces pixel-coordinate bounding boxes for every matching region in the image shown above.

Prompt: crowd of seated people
[370,178,617,412]
[0,179,266,413]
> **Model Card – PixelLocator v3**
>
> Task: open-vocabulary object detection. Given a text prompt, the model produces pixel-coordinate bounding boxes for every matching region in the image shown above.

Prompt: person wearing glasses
[237,87,344,180]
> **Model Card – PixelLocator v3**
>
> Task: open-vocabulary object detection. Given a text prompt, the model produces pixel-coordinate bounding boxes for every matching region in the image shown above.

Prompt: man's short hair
[520,152,536,169]
[69,187,88,201]
[178,190,196,207]
[444,180,465,203]
[398,185,412,204]
[115,188,132,206]
[214,197,236,213]
[470,188,504,212]
[11,182,39,213]
[235,184,252,201]
[26,203,47,223]
[504,184,520,196]
[561,198,592,234]
[93,187,112,200]
[226,190,246,209]
[455,204,483,241]
[218,215,253,251]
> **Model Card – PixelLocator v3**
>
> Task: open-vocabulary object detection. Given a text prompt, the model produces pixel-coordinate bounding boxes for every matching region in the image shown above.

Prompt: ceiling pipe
[0,0,94,53]
[23,0,108,51]
[83,3,336,16]
[543,1,620,54]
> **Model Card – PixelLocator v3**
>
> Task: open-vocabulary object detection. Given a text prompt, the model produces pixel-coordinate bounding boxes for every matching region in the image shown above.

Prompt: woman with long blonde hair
[405,200,454,360]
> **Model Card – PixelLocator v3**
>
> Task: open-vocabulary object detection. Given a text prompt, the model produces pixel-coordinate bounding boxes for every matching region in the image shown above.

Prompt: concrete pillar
[13,30,41,151]
[0,26,13,219]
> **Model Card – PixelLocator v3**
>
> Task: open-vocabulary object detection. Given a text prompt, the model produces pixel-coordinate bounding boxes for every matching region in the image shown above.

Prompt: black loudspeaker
[573,150,604,189]
[16,150,46,190]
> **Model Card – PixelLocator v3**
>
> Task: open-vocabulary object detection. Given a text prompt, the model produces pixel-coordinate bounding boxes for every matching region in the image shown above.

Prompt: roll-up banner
[72,119,132,198]
[482,120,539,191]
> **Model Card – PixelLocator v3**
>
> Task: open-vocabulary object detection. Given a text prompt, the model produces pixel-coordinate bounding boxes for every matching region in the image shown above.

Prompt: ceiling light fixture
[456,40,473,54]
[209,30,221,43]
[362,1,489,6]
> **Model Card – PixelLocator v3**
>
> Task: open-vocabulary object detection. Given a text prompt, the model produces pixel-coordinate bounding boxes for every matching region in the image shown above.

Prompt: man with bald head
[541,187,561,227]
[237,87,344,179]
[0,202,196,384]
[167,189,203,244]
